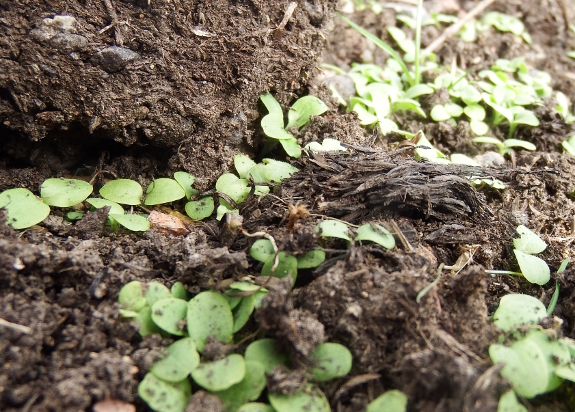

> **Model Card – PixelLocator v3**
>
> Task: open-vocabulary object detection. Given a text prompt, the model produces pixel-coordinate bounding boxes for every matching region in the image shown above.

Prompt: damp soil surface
[3,1,575,411]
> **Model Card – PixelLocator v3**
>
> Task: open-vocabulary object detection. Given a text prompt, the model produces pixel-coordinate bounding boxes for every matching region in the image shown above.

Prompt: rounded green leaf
[315,220,350,241]
[262,159,299,183]
[250,239,275,262]
[366,390,408,412]
[473,136,503,147]
[245,338,289,374]
[216,173,250,203]
[144,178,186,205]
[118,281,147,312]
[100,179,143,205]
[260,93,283,115]
[504,139,536,151]
[355,223,395,249]
[136,306,162,336]
[493,294,547,332]
[430,105,451,122]
[404,84,434,99]
[151,297,188,336]
[191,354,246,391]
[40,178,93,207]
[173,171,197,200]
[280,138,303,159]
[464,104,486,121]
[213,360,266,409]
[187,291,233,352]
[296,250,326,269]
[0,188,50,229]
[86,198,124,215]
[261,252,298,281]
[268,386,330,412]
[237,403,275,412]
[489,340,549,398]
[555,363,575,382]
[151,338,200,382]
[145,282,172,306]
[514,250,550,285]
[228,281,262,292]
[310,343,352,382]
[171,282,188,300]
[460,85,482,105]
[523,329,570,392]
[109,214,150,231]
[65,211,83,221]
[234,154,258,179]
[185,197,214,220]
[232,295,255,333]
[138,373,190,412]
[287,96,328,129]
[513,225,547,254]
[450,154,480,166]
[262,113,293,140]
[444,103,463,118]
[470,120,489,135]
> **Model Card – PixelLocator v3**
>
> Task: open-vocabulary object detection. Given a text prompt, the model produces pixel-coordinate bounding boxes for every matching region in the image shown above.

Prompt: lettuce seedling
[187,291,234,353]
[0,188,51,229]
[173,171,198,200]
[144,178,186,205]
[40,178,93,207]
[512,225,550,284]
[472,136,535,156]
[100,178,143,205]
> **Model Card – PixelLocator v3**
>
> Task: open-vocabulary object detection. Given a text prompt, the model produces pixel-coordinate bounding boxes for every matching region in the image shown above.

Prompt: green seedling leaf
[245,338,289,373]
[224,295,242,311]
[243,164,270,196]
[493,294,547,331]
[460,85,482,105]
[512,111,540,127]
[253,290,268,309]
[260,93,283,116]
[473,136,504,149]
[415,133,446,162]
[366,389,408,412]
[234,154,258,179]
[191,354,246,391]
[450,154,480,166]
[352,103,378,126]
[173,171,198,200]
[171,282,188,300]
[151,338,200,382]
[151,297,188,336]
[315,220,350,241]
[493,85,517,105]
[65,211,83,221]
[138,373,190,412]
[250,239,275,262]
[216,173,250,203]
[444,103,463,118]
[404,84,434,99]
[464,104,486,121]
[489,338,549,398]
[458,20,477,42]
[355,223,395,249]
[237,404,275,412]
[232,294,255,333]
[310,342,352,382]
[513,225,547,254]
[213,360,266,410]
[523,329,570,392]
[262,159,298,183]
[514,250,550,285]
[497,390,527,412]
[430,105,451,122]
[40,178,93,207]
[261,112,293,140]
[0,188,50,229]
[86,198,124,215]
[187,291,233,352]
[185,197,214,220]
[119,281,147,312]
[296,250,326,269]
[109,214,150,231]
[286,96,328,129]
[482,93,513,124]
[558,257,570,274]
[100,179,143,205]
[228,282,261,292]
[470,121,489,136]
[268,386,330,412]
[144,178,186,205]
[393,99,426,118]
[146,282,172,306]
[280,138,302,158]
[216,202,238,221]
[136,306,162,336]
[261,252,298,281]
[434,73,453,89]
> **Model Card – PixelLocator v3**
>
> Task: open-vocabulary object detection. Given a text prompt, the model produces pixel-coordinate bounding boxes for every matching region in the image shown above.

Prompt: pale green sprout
[478,12,531,43]
[109,214,150,232]
[472,136,536,156]
[173,171,198,200]
[315,220,351,241]
[556,92,575,124]
[305,138,347,152]
[355,223,395,249]
[0,188,50,229]
[497,390,527,412]
[561,134,575,156]
[310,342,353,381]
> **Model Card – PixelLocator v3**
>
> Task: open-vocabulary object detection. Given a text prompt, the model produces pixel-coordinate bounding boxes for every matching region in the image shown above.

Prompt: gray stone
[49,33,88,52]
[30,15,77,43]
[93,46,139,73]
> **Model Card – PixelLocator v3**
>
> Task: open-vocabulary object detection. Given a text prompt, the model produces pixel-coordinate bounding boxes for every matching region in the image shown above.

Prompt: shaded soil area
[3,1,575,412]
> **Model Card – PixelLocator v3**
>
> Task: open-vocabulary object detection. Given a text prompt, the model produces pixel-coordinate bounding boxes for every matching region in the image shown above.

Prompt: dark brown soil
[3,1,575,412]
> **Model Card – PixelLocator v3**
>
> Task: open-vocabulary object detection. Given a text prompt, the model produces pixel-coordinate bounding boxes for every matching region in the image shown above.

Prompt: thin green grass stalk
[416,263,444,303]
[414,0,424,85]
[338,13,414,86]
[546,282,560,316]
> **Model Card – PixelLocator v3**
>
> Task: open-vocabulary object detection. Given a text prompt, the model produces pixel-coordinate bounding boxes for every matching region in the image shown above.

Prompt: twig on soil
[424,0,496,54]
[0,318,33,335]
[435,329,482,362]
[389,219,413,252]
[274,2,297,41]
[101,0,124,46]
